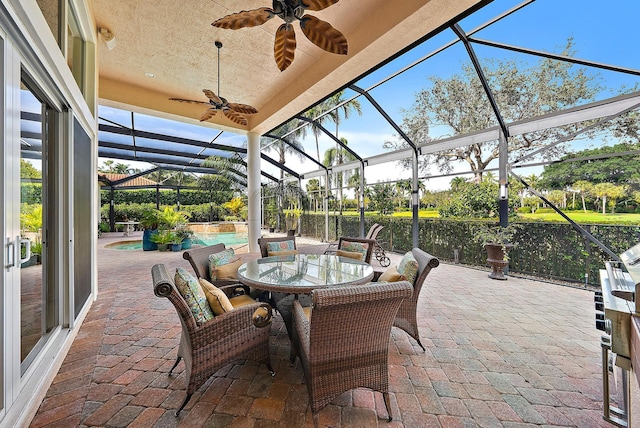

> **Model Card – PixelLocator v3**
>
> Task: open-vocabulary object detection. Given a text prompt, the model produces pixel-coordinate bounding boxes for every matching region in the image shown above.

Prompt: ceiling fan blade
[228,103,258,115]
[300,15,348,55]
[301,0,340,12]
[223,109,248,126]
[212,8,275,29]
[274,23,296,71]
[199,108,218,122]
[203,89,223,105]
[169,97,208,105]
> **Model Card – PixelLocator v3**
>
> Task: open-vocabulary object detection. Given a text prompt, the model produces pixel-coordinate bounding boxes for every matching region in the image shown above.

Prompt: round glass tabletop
[237,253,374,293]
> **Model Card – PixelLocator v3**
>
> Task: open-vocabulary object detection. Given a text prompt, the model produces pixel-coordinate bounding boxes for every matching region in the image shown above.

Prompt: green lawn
[308,209,640,225]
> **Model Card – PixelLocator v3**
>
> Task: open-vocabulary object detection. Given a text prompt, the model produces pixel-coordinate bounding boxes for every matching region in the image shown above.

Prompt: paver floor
[30,232,615,427]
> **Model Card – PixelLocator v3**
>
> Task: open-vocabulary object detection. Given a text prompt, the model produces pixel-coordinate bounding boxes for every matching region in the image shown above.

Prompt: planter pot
[171,243,182,252]
[157,243,169,252]
[143,229,158,251]
[181,238,192,250]
[485,243,513,280]
[21,254,39,268]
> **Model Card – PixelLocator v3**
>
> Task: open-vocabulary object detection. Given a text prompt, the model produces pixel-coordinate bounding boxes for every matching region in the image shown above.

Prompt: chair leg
[175,393,192,416]
[266,362,276,376]
[382,392,393,422]
[414,336,426,352]
[168,356,182,375]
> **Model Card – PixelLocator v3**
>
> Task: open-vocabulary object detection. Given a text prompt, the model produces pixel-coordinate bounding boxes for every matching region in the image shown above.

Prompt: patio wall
[300,214,640,286]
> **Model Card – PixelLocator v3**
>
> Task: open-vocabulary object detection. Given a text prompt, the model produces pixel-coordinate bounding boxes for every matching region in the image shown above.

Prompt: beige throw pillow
[336,249,364,261]
[268,249,299,256]
[378,265,407,282]
[199,278,234,315]
[212,258,244,281]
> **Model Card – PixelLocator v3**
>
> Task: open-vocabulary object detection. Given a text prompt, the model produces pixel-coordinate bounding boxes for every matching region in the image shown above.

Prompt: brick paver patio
[30,233,613,427]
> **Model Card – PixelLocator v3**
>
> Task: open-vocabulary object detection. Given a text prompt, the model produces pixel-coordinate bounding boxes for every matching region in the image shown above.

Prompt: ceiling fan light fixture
[168,41,258,126]
[212,0,347,71]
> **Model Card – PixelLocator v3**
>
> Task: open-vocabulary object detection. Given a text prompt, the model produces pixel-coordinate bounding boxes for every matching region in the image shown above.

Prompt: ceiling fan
[212,0,348,71]
[169,41,258,126]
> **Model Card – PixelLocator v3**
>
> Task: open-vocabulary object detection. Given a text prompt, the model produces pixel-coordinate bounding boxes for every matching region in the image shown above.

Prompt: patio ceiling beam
[349,85,417,153]
[451,23,509,138]
[259,152,300,179]
[295,116,362,163]
[470,37,640,77]
[98,123,246,154]
[99,140,213,162]
[262,132,324,174]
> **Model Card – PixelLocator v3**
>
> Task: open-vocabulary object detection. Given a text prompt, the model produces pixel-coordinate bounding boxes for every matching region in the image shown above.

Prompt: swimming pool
[106,231,248,250]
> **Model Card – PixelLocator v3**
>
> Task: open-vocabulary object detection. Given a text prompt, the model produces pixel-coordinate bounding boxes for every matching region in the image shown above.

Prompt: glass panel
[19,78,57,372]
[67,4,84,90]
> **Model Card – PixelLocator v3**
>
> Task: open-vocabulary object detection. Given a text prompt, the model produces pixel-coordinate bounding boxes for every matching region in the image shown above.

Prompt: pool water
[106,232,248,250]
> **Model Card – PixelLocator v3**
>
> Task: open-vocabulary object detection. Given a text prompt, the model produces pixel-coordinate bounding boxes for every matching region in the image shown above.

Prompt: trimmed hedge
[299,213,640,286]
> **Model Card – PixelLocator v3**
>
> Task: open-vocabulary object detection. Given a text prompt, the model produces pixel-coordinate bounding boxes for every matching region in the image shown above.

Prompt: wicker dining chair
[324,236,375,264]
[291,281,413,423]
[151,263,274,415]
[257,235,298,258]
[394,248,440,351]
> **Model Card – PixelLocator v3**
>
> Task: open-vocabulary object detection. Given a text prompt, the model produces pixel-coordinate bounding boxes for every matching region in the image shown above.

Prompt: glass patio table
[237,253,374,294]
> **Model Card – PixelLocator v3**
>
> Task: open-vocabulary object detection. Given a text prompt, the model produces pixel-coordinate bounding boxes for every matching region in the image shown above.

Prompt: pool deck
[29,231,616,427]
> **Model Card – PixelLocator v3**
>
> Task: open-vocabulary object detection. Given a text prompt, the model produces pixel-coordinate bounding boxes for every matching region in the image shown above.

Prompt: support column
[412,151,419,248]
[498,131,509,227]
[247,132,261,252]
[109,188,115,232]
[324,170,329,242]
[359,163,365,237]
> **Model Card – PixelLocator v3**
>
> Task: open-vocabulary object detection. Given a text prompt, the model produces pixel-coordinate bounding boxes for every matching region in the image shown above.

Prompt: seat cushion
[340,241,369,259]
[397,251,419,284]
[266,240,295,255]
[378,265,407,282]
[199,278,234,315]
[174,268,215,324]
[229,294,257,308]
[268,249,299,257]
[208,248,238,280]
[212,258,244,280]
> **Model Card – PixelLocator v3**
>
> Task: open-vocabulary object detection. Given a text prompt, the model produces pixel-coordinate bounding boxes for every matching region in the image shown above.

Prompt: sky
[97,0,640,193]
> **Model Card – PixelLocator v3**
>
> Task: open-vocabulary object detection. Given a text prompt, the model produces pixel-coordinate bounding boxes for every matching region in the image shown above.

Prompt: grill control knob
[595,312,605,321]
[594,294,603,303]
[595,301,604,312]
[596,319,607,331]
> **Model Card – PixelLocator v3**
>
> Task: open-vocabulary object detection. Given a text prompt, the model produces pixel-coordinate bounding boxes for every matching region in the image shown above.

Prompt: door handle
[5,237,15,269]
[19,238,31,264]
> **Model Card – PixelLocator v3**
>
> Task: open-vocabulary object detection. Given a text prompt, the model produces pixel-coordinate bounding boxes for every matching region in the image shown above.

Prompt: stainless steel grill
[597,243,639,427]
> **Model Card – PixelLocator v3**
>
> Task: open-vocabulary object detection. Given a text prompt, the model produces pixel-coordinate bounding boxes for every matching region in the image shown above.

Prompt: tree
[571,180,594,212]
[262,119,307,180]
[21,159,41,178]
[385,39,600,182]
[203,154,248,191]
[99,160,135,174]
[540,142,640,189]
[306,179,322,212]
[592,182,627,214]
[366,183,396,215]
[323,137,357,214]
[223,197,245,219]
[326,90,362,139]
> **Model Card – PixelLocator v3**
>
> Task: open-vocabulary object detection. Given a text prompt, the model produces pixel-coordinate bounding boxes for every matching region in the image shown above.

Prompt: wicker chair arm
[191,302,269,341]
[292,299,310,356]
[252,303,273,328]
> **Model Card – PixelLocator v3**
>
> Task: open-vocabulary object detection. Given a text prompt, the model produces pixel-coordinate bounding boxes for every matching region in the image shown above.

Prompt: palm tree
[326,90,362,139]
[323,137,357,214]
[262,119,307,180]
[303,100,334,163]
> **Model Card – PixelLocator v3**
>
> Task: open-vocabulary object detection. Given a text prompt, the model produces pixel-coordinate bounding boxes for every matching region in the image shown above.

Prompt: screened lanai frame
[53,0,638,253]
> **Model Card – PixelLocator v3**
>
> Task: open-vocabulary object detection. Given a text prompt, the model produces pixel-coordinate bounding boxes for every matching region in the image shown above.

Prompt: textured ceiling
[92,0,485,134]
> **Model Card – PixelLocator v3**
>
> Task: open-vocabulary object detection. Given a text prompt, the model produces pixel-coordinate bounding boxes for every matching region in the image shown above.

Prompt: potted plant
[472,222,520,280]
[175,226,195,249]
[157,206,189,230]
[150,229,174,252]
[140,208,161,251]
[170,233,183,252]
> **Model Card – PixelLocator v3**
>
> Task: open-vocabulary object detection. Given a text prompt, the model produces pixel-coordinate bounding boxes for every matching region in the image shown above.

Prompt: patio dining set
[150,227,439,425]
